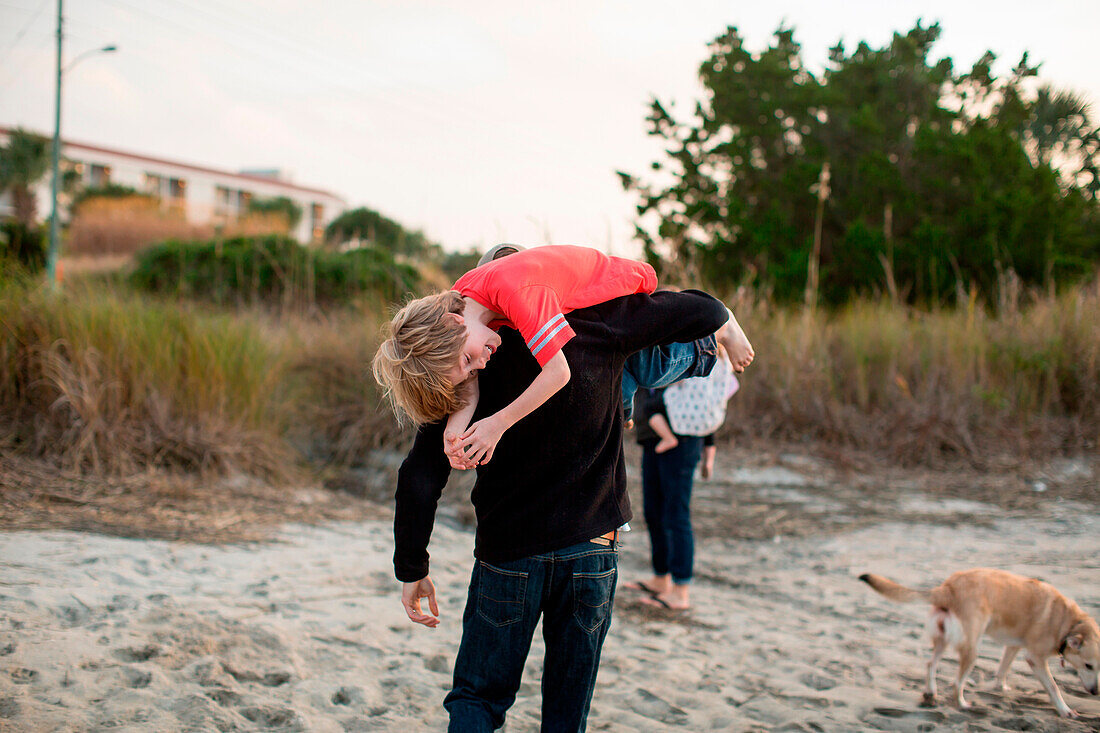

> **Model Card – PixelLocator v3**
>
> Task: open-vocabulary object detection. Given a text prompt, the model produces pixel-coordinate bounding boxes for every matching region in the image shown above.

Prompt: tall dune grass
[0,273,404,479]
[723,276,1100,464]
[2,268,1095,483]
[0,277,292,476]
[274,301,400,466]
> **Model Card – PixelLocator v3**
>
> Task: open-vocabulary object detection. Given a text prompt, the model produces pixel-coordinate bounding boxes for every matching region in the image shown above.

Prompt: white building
[0,126,346,243]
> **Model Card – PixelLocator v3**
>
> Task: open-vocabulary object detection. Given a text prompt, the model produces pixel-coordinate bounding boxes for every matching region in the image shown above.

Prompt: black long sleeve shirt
[393,289,728,582]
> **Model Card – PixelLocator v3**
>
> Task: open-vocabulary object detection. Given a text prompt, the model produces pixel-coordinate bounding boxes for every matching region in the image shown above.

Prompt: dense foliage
[621,23,1100,304]
[247,195,303,230]
[70,183,149,211]
[129,235,420,306]
[0,128,51,227]
[325,206,489,283]
[1,221,46,273]
[325,206,435,255]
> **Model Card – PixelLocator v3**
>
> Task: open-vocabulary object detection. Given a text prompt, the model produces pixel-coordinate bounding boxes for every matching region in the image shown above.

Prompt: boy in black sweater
[394,289,727,731]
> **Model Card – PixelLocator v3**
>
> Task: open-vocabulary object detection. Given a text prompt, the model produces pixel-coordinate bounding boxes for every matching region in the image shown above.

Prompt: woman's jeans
[641,436,703,584]
[444,540,618,732]
[622,334,717,420]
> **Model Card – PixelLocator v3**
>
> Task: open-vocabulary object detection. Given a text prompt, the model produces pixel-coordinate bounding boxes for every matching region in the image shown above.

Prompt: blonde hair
[372,291,469,425]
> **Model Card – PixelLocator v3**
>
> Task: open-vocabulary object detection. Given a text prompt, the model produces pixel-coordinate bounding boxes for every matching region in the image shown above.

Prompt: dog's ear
[1064,630,1085,651]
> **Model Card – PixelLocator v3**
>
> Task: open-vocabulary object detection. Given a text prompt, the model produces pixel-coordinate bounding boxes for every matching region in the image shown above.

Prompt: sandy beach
[1,446,1098,732]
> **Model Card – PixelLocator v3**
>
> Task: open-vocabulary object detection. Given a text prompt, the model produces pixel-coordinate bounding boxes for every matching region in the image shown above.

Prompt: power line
[92,0,602,168]
[0,26,51,91]
[0,0,49,65]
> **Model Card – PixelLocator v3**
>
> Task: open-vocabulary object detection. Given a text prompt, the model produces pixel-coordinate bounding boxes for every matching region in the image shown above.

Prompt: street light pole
[45,0,116,290]
[46,0,62,288]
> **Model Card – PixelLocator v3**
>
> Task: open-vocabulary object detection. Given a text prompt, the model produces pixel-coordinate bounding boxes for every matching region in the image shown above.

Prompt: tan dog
[860,568,1100,718]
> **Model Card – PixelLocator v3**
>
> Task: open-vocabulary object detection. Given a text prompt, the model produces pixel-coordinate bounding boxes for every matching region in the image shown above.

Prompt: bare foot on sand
[640,585,691,611]
[624,576,672,597]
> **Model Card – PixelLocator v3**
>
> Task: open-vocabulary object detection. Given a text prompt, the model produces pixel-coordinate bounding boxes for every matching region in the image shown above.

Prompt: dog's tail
[859,573,931,603]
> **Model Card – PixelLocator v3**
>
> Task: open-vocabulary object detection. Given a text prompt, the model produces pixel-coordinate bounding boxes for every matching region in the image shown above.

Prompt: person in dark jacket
[625,344,737,612]
[394,289,728,732]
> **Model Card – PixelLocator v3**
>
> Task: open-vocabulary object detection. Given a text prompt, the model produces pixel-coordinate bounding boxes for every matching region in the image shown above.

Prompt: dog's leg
[954,643,978,710]
[993,645,1020,692]
[923,632,948,706]
[1026,654,1077,718]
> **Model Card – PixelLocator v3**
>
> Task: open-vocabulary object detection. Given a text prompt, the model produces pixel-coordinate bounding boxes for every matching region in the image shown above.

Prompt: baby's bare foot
[655,436,679,454]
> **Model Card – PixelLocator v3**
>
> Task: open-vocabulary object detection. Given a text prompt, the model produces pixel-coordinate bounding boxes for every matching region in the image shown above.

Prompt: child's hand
[459,414,508,466]
[443,431,476,470]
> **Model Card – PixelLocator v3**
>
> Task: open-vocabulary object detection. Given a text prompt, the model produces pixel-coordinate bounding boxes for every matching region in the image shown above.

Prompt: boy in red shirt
[373,244,753,467]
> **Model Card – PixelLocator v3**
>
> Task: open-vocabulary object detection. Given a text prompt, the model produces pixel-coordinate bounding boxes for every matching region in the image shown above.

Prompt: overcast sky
[2,1,1097,256]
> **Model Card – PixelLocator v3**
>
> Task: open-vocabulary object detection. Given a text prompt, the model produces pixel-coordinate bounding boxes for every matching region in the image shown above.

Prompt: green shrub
[70,183,149,211]
[129,234,420,306]
[1,220,46,273]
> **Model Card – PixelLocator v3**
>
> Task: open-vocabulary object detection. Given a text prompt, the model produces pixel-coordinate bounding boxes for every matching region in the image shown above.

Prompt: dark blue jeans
[641,436,703,584]
[444,540,618,732]
[622,334,717,420]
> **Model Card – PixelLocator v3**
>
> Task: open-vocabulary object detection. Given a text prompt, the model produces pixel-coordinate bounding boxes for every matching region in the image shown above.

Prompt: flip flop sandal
[640,595,689,612]
[623,580,663,596]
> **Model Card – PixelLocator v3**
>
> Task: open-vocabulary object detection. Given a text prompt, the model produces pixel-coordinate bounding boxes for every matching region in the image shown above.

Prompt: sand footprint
[223,664,291,687]
[205,686,242,706]
[799,672,838,691]
[119,667,151,689]
[631,688,689,725]
[331,686,364,706]
[9,668,37,684]
[113,643,160,662]
[239,705,305,731]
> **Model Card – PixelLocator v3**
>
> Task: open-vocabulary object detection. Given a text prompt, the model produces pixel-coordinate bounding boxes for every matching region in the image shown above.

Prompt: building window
[88,164,111,186]
[169,178,185,201]
[144,173,164,197]
[215,185,232,220]
[310,203,324,240]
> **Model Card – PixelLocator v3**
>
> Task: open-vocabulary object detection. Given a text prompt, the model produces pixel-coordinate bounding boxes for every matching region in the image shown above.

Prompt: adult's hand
[402,576,440,628]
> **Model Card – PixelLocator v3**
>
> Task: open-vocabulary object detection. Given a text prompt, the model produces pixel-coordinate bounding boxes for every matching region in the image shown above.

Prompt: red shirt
[453,245,657,367]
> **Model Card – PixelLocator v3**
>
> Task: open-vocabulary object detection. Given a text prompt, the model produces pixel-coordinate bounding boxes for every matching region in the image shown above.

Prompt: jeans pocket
[572,566,616,634]
[476,562,527,627]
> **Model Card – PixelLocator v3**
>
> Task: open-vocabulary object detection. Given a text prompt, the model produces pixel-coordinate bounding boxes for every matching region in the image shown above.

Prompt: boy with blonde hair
[373,244,753,468]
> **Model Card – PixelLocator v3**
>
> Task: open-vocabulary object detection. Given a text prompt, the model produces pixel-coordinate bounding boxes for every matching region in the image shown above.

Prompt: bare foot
[641,586,690,611]
[717,310,754,372]
[654,436,678,454]
[624,576,672,596]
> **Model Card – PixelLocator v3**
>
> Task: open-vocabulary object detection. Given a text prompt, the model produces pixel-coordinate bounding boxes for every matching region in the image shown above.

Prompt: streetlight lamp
[46,0,117,288]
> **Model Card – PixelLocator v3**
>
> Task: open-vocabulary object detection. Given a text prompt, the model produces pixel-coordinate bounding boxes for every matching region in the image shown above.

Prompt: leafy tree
[325,206,437,258]
[440,247,483,282]
[129,235,420,306]
[1018,85,1099,198]
[247,195,303,230]
[1,220,46,272]
[621,23,1100,303]
[0,128,51,227]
